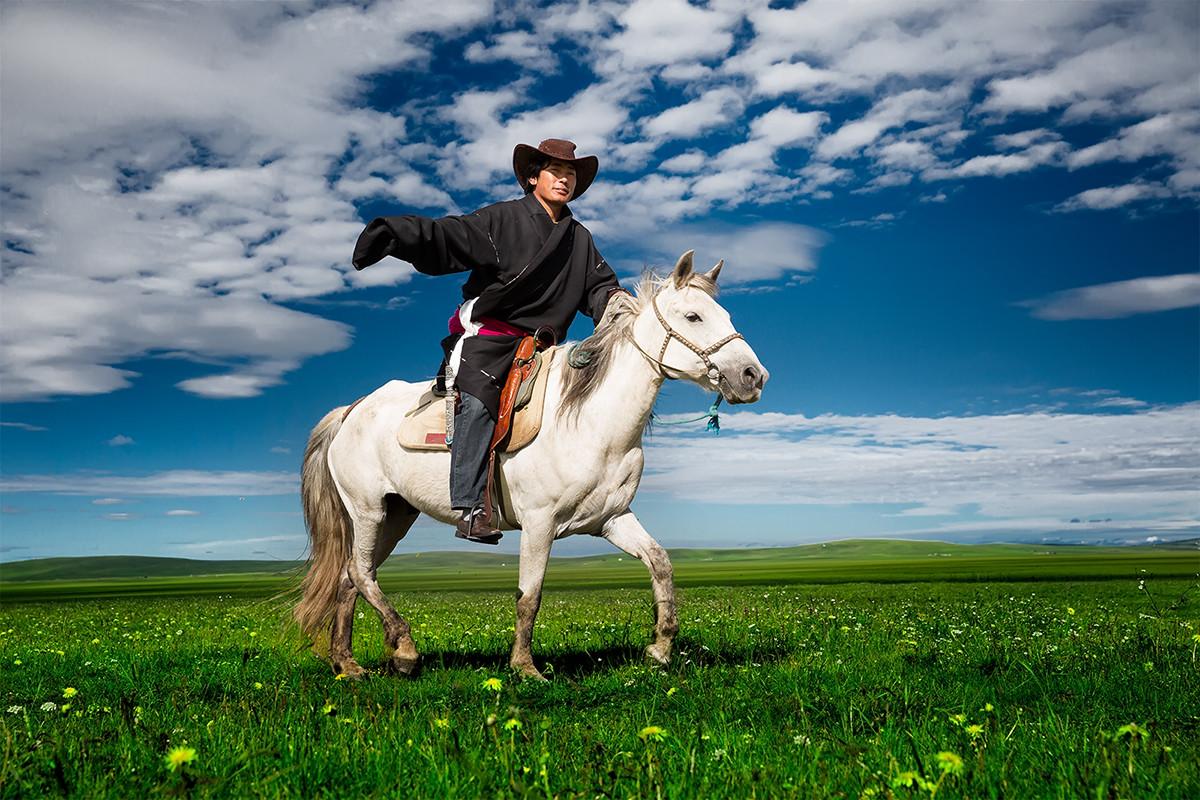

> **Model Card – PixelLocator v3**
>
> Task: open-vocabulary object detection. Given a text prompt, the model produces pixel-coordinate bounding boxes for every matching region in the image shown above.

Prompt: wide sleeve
[579,237,624,325]
[352,209,499,276]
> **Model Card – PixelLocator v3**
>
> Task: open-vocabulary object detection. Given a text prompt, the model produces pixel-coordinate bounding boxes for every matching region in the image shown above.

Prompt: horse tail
[294,405,352,640]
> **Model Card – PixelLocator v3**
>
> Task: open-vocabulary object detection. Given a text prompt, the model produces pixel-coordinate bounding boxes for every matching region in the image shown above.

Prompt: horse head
[631,250,769,404]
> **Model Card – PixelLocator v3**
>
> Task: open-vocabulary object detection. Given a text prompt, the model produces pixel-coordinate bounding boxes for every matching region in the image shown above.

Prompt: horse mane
[558,270,719,421]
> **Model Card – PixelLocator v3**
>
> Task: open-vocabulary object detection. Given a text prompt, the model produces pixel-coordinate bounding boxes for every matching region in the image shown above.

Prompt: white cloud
[640,403,1200,527]
[643,88,744,140]
[659,150,707,174]
[1019,273,1200,320]
[641,222,826,285]
[1066,111,1200,173]
[601,0,739,71]
[838,211,902,229]
[992,129,1061,151]
[721,1,1198,205]
[938,140,1068,179]
[178,534,306,555]
[107,435,134,447]
[1053,182,1173,212]
[0,470,298,497]
[982,8,1200,118]
[749,107,828,147]
[0,0,487,402]
[464,29,557,72]
[816,86,968,161]
[166,509,200,517]
[91,498,124,506]
[104,513,133,521]
[1092,397,1149,410]
[0,422,47,432]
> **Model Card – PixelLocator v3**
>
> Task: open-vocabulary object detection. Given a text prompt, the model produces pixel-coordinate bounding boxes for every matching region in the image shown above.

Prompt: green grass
[0,546,1197,797]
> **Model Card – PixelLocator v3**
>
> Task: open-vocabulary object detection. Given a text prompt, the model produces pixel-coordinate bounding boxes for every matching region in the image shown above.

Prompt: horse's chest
[565,449,643,529]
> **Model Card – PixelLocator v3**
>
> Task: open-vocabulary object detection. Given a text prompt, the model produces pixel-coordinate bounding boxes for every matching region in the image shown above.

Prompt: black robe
[353,192,621,417]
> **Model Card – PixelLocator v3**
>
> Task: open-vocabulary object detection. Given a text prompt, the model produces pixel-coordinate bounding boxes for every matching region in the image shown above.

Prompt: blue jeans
[450,391,495,510]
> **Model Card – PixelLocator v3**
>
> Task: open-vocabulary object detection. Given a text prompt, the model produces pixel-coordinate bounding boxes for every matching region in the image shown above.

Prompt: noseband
[642,292,745,383]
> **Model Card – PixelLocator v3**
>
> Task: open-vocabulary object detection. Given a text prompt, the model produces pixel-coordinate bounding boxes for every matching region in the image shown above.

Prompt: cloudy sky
[1,0,1197,561]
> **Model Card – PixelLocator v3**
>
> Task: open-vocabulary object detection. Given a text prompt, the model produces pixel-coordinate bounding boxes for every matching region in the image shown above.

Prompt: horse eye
[684,312,702,323]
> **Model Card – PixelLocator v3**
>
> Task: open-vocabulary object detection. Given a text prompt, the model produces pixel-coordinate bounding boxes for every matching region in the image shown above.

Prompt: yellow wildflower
[503,717,522,731]
[433,717,450,729]
[936,751,964,776]
[965,724,985,737]
[164,745,197,772]
[62,687,78,699]
[481,677,503,692]
[638,725,667,742]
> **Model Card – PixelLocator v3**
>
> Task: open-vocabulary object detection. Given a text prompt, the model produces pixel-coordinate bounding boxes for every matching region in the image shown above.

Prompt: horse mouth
[720,383,762,405]
[719,363,766,404]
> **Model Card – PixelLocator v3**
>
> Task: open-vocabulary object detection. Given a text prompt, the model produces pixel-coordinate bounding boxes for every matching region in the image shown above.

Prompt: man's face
[530,159,577,205]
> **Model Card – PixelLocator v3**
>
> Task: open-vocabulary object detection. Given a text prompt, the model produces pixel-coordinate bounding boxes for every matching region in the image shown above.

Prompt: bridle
[633,291,745,384]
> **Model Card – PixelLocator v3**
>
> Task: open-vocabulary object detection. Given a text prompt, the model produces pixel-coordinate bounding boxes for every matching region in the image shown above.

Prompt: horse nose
[741,365,764,390]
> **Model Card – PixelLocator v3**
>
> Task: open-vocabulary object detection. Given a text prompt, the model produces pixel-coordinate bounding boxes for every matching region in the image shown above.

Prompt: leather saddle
[397,339,556,455]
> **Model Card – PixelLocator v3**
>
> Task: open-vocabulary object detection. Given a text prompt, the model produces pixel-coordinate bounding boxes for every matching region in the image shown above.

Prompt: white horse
[295,251,768,680]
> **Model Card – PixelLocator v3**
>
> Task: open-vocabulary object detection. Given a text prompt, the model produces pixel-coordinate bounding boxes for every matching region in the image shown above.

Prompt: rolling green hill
[0,555,302,582]
[3,539,1185,583]
[0,539,1195,604]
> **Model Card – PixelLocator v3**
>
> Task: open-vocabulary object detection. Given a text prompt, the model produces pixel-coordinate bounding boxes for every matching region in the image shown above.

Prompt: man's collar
[521,191,572,222]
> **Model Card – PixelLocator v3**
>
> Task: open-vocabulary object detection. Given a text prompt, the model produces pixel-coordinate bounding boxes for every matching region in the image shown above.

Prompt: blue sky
[1,0,1197,561]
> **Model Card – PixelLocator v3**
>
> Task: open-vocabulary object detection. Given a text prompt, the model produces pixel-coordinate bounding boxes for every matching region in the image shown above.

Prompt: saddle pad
[398,347,557,453]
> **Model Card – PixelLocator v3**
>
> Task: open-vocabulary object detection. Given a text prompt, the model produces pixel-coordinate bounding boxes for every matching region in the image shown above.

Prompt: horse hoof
[388,657,421,678]
[644,645,671,667]
[333,661,368,680]
[511,663,548,683]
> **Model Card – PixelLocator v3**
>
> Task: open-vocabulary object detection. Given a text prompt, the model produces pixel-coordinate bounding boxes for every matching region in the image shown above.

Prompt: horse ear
[671,250,695,289]
[706,259,724,284]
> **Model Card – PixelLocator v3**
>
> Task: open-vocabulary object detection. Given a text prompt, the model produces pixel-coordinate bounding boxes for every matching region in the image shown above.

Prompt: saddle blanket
[398,347,556,453]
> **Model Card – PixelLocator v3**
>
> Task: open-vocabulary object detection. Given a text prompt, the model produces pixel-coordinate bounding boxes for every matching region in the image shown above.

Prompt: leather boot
[455,507,502,545]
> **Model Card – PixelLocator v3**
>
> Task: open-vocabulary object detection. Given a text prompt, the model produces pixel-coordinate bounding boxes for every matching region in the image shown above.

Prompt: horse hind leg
[346,495,421,676]
[329,567,366,679]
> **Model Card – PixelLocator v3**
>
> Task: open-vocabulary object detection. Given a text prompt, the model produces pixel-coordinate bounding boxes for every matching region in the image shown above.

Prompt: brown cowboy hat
[512,138,599,201]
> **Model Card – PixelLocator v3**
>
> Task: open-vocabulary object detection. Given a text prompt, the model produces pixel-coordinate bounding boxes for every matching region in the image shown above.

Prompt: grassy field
[0,543,1197,798]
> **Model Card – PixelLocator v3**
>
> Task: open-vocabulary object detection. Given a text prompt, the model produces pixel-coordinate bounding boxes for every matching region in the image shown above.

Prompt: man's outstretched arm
[352,211,499,276]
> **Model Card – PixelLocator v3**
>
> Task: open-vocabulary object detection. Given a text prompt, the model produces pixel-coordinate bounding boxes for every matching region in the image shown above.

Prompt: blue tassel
[705,396,722,434]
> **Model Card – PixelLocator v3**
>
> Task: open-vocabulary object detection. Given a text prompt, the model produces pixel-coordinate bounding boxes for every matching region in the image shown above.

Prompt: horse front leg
[510,526,553,681]
[603,512,678,666]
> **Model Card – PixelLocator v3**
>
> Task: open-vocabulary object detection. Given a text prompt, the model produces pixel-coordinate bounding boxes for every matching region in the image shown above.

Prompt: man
[352,139,623,545]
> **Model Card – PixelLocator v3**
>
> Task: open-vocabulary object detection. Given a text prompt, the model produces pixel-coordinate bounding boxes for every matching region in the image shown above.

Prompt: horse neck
[568,329,664,447]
